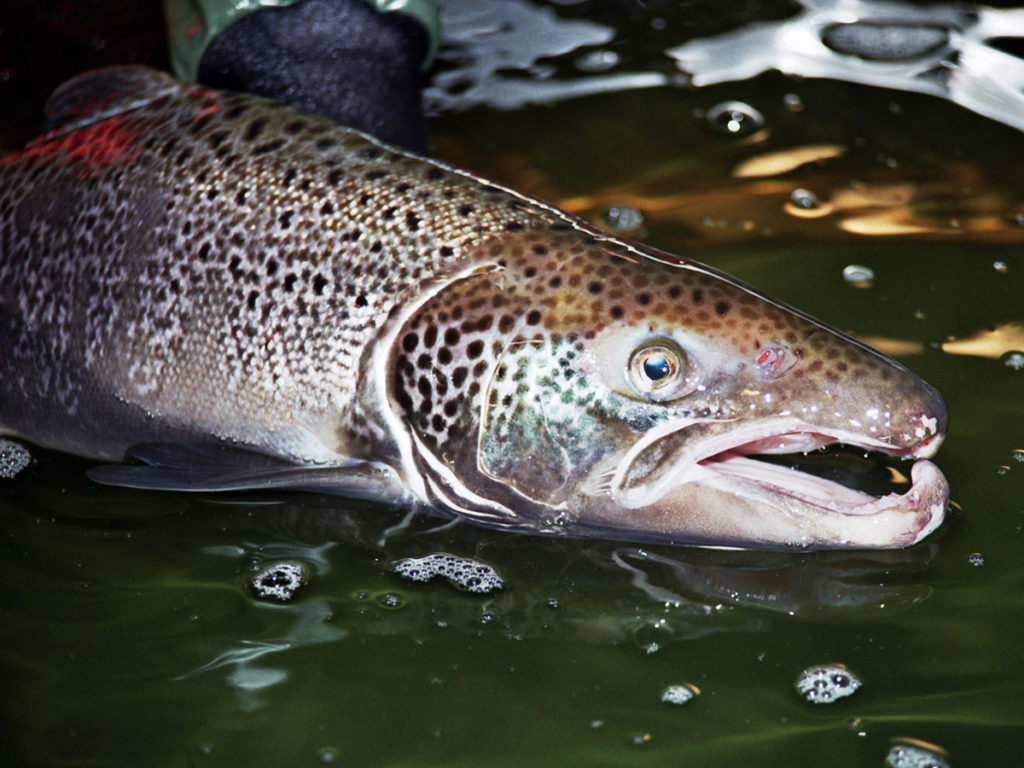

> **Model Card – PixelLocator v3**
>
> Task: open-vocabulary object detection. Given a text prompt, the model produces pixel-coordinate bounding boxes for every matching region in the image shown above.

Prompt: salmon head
[386,228,948,549]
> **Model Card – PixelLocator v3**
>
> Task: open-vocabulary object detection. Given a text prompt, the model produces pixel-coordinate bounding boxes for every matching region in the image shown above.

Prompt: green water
[2,2,1024,766]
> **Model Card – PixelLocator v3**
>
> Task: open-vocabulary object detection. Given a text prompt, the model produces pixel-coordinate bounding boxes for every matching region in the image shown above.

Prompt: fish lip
[611,417,950,546]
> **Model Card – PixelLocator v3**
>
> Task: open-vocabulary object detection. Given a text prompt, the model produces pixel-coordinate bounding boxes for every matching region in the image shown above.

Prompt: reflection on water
[669,0,1024,133]
[3,1,1024,766]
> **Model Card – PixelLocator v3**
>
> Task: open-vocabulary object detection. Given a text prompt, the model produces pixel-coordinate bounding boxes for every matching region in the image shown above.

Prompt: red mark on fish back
[2,115,139,178]
[187,86,222,121]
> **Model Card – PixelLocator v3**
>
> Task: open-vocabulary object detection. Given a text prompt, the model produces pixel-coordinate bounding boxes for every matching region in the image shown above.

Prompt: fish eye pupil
[643,354,671,381]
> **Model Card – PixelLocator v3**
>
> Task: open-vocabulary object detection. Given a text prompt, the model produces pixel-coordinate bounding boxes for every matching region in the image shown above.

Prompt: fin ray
[43,66,179,133]
[86,442,409,502]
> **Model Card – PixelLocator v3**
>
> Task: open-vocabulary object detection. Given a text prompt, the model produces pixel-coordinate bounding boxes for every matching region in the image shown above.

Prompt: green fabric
[163,0,440,82]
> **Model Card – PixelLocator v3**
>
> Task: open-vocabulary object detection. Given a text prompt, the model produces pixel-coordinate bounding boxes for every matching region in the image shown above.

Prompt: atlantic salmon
[0,66,949,548]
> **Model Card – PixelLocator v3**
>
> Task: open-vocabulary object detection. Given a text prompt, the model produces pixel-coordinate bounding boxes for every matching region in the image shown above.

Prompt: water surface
[2,2,1023,766]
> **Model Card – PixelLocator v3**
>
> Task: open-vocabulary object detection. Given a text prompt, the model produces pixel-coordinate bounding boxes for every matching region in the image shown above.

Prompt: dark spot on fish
[715,301,730,316]
[588,282,603,294]
[279,210,294,229]
[444,328,460,346]
[209,131,229,148]
[498,314,515,333]
[366,170,388,180]
[225,104,247,119]
[244,119,266,141]
[312,274,328,295]
[327,169,344,185]
[669,286,681,299]
[638,293,650,305]
[358,193,372,205]
[693,289,704,304]
[444,401,458,417]
[422,324,438,348]
[416,353,432,370]
[525,267,536,278]
[611,306,624,319]
[320,201,334,216]
[837,362,848,373]
[266,258,279,276]
[426,168,444,180]
[360,148,381,160]
[458,205,473,217]
[549,276,562,288]
[355,294,367,308]
[452,367,468,387]
[405,211,420,231]
[431,414,444,432]
[402,333,419,352]
[466,340,484,359]
[383,207,397,219]
[533,245,548,255]
[440,246,454,257]
[526,310,542,325]
[477,314,494,332]
[253,139,286,155]
[505,221,524,232]
[285,120,305,134]
[282,168,297,187]
[473,361,488,378]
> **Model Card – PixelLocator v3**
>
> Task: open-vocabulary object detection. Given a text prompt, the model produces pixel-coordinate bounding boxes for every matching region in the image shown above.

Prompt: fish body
[0,67,949,549]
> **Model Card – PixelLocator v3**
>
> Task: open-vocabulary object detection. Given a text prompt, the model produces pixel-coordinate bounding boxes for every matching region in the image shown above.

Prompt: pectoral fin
[86,442,410,503]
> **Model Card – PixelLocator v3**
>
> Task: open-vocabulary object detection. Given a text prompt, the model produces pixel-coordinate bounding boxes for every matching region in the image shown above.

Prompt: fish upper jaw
[602,414,949,550]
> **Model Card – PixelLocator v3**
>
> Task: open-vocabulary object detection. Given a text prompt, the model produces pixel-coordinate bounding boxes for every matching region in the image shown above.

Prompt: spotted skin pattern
[0,67,949,548]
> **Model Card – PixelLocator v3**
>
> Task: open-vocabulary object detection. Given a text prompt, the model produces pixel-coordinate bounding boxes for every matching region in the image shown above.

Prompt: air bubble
[250,561,307,602]
[783,93,804,112]
[661,683,700,705]
[600,205,645,234]
[706,101,765,136]
[575,49,619,72]
[885,738,951,768]
[376,591,406,609]
[993,261,1009,273]
[1000,351,1024,371]
[392,553,503,594]
[967,553,985,567]
[0,439,30,478]
[789,188,819,210]
[795,663,862,704]
[843,264,875,288]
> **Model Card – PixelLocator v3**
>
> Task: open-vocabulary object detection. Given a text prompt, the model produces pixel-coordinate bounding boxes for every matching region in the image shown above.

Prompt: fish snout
[902,377,948,459]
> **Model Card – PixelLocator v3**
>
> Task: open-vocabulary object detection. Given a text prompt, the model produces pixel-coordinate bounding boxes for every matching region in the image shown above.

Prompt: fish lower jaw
[609,434,950,549]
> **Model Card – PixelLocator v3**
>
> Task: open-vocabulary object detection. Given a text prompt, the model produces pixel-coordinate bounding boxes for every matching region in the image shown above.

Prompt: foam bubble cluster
[660,683,699,705]
[0,439,30,479]
[250,562,307,602]
[885,740,951,768]
[392,553,503,594]
[795,663,862,704]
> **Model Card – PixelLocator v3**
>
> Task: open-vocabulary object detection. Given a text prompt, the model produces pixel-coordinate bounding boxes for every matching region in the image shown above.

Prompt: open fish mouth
[610,420,950,549]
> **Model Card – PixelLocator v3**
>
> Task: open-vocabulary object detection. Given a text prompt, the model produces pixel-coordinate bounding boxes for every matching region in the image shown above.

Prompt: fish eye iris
[629,342,685,398]
[643,354,671,381]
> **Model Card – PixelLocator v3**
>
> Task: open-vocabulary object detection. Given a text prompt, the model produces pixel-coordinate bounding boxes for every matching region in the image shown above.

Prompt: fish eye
[628,341,688,400]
